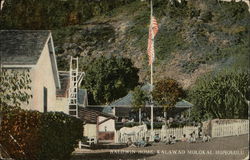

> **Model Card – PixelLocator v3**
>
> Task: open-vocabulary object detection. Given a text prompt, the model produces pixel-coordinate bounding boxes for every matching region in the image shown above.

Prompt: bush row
[0,109,83,160]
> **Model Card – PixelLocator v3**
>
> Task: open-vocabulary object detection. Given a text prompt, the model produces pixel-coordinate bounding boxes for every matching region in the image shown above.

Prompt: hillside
[1,0,249,88]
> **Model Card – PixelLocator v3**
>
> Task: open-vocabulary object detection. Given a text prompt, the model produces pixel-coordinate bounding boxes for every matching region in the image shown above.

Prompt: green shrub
[38,112,83,160]
[0,109,83,160]
[189,69,249,119]
[123,122,164,129]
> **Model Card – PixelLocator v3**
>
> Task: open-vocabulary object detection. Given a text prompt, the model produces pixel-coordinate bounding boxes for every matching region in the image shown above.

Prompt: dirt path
[72,134,249,160]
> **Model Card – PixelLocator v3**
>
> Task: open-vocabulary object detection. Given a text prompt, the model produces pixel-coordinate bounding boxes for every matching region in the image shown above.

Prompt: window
[43,87,47,112]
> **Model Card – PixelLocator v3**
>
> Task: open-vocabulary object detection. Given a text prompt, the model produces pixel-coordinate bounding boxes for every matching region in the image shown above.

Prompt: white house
[0,30,116,144]
[0,30,62,113]
[78,107,116,143]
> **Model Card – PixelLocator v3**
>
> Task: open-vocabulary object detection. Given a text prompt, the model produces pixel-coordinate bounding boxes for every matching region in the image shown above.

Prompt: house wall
[84,124,97,138]
[98,116,115,132]
[3,36,65,113]
[31,37,57,112]
[54,97,69,114]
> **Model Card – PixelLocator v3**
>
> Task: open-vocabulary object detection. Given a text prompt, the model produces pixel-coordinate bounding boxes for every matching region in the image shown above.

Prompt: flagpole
[150,0,154,136]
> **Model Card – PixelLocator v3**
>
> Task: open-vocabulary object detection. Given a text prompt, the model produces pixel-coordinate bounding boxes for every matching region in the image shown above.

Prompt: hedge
[0,109,83,160]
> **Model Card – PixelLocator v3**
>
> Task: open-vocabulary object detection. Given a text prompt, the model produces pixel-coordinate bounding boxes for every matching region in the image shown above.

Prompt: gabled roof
[175,100,193,108]
[0,30,61,89]
[110,92,133,106]
[78,107,116,124]
[0,30,50,65]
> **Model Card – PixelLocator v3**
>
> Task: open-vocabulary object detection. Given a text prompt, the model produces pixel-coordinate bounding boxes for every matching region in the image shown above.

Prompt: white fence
[160,126,198,140]
[116,126,198,143]
[115,120,249,143]
[116,129,149,143]
[211,120,249,138]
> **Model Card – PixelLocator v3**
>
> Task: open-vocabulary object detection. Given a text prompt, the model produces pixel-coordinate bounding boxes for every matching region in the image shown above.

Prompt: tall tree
[82,56,139,104]
[131,86,149,124]
[189,69,249,119]
[152,78,185,125]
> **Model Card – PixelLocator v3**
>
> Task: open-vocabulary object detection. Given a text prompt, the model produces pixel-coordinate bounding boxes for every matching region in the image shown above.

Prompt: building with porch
[87,84,193,129]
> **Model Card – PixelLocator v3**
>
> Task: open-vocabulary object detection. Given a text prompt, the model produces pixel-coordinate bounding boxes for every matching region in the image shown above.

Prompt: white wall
[31,37,57,112]
[84,124,97,138]
[98,116,115,132]
[53,97,69,114]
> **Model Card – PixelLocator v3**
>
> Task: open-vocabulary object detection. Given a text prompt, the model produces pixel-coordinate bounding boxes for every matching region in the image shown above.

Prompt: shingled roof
[78,107,116,124]
[0,30,50,65]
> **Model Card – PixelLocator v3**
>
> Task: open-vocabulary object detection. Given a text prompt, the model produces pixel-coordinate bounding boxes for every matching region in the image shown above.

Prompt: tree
[82,56,139,104]
[0,0,135,29]
[152,78,185,125]
[131,86,149,124]
[0,69,32,112]
[0,110,83,160]
[189,69,249,120]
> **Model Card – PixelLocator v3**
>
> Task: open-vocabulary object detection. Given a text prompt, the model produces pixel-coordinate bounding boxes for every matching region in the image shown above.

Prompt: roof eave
[47,33,61,89]
[1,64,35,69]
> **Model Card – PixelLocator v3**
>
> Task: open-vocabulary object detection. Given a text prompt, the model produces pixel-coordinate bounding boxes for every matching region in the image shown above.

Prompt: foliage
[131,86,149,111]
[1,0,249,86]
[0,0,135,29]
[0,110,83,160]
[82,56,139,104]
[213,1,249,26]
[0,109,41,160]
[124,122,163,129]
[38,112,83,160]
[152,78,185,111]
[155,26,185,61]
[189,69,250,120]
[131,86,149,124]
[0,69,32,111]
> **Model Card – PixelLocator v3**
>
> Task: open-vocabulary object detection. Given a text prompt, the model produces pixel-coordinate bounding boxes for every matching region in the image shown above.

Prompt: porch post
[96,116,99,143]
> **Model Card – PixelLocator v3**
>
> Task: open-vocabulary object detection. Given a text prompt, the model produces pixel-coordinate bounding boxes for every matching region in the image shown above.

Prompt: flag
[147,16,159,65]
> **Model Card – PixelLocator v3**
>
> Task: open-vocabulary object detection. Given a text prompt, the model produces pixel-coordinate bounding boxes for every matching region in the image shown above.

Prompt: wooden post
[78,141,81,149]
[96,116,99,143]
[139,108,142,124]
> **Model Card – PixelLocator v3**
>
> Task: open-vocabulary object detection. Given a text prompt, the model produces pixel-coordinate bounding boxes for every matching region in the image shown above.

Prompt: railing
[211,120,249,137]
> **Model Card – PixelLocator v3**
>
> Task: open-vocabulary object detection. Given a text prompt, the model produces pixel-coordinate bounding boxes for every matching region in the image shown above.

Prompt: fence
[160,126,198,140]
[211,120,249,137]
[116,126,198,143]
[115,120,249,143]
[115,129,150,143]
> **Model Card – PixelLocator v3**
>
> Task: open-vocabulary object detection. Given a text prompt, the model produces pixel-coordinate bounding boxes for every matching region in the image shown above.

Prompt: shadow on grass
[89,144,128,150]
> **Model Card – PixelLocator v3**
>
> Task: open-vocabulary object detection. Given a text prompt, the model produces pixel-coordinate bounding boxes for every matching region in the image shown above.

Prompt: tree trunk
[164,111,167,127]
[139,108,142,125]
